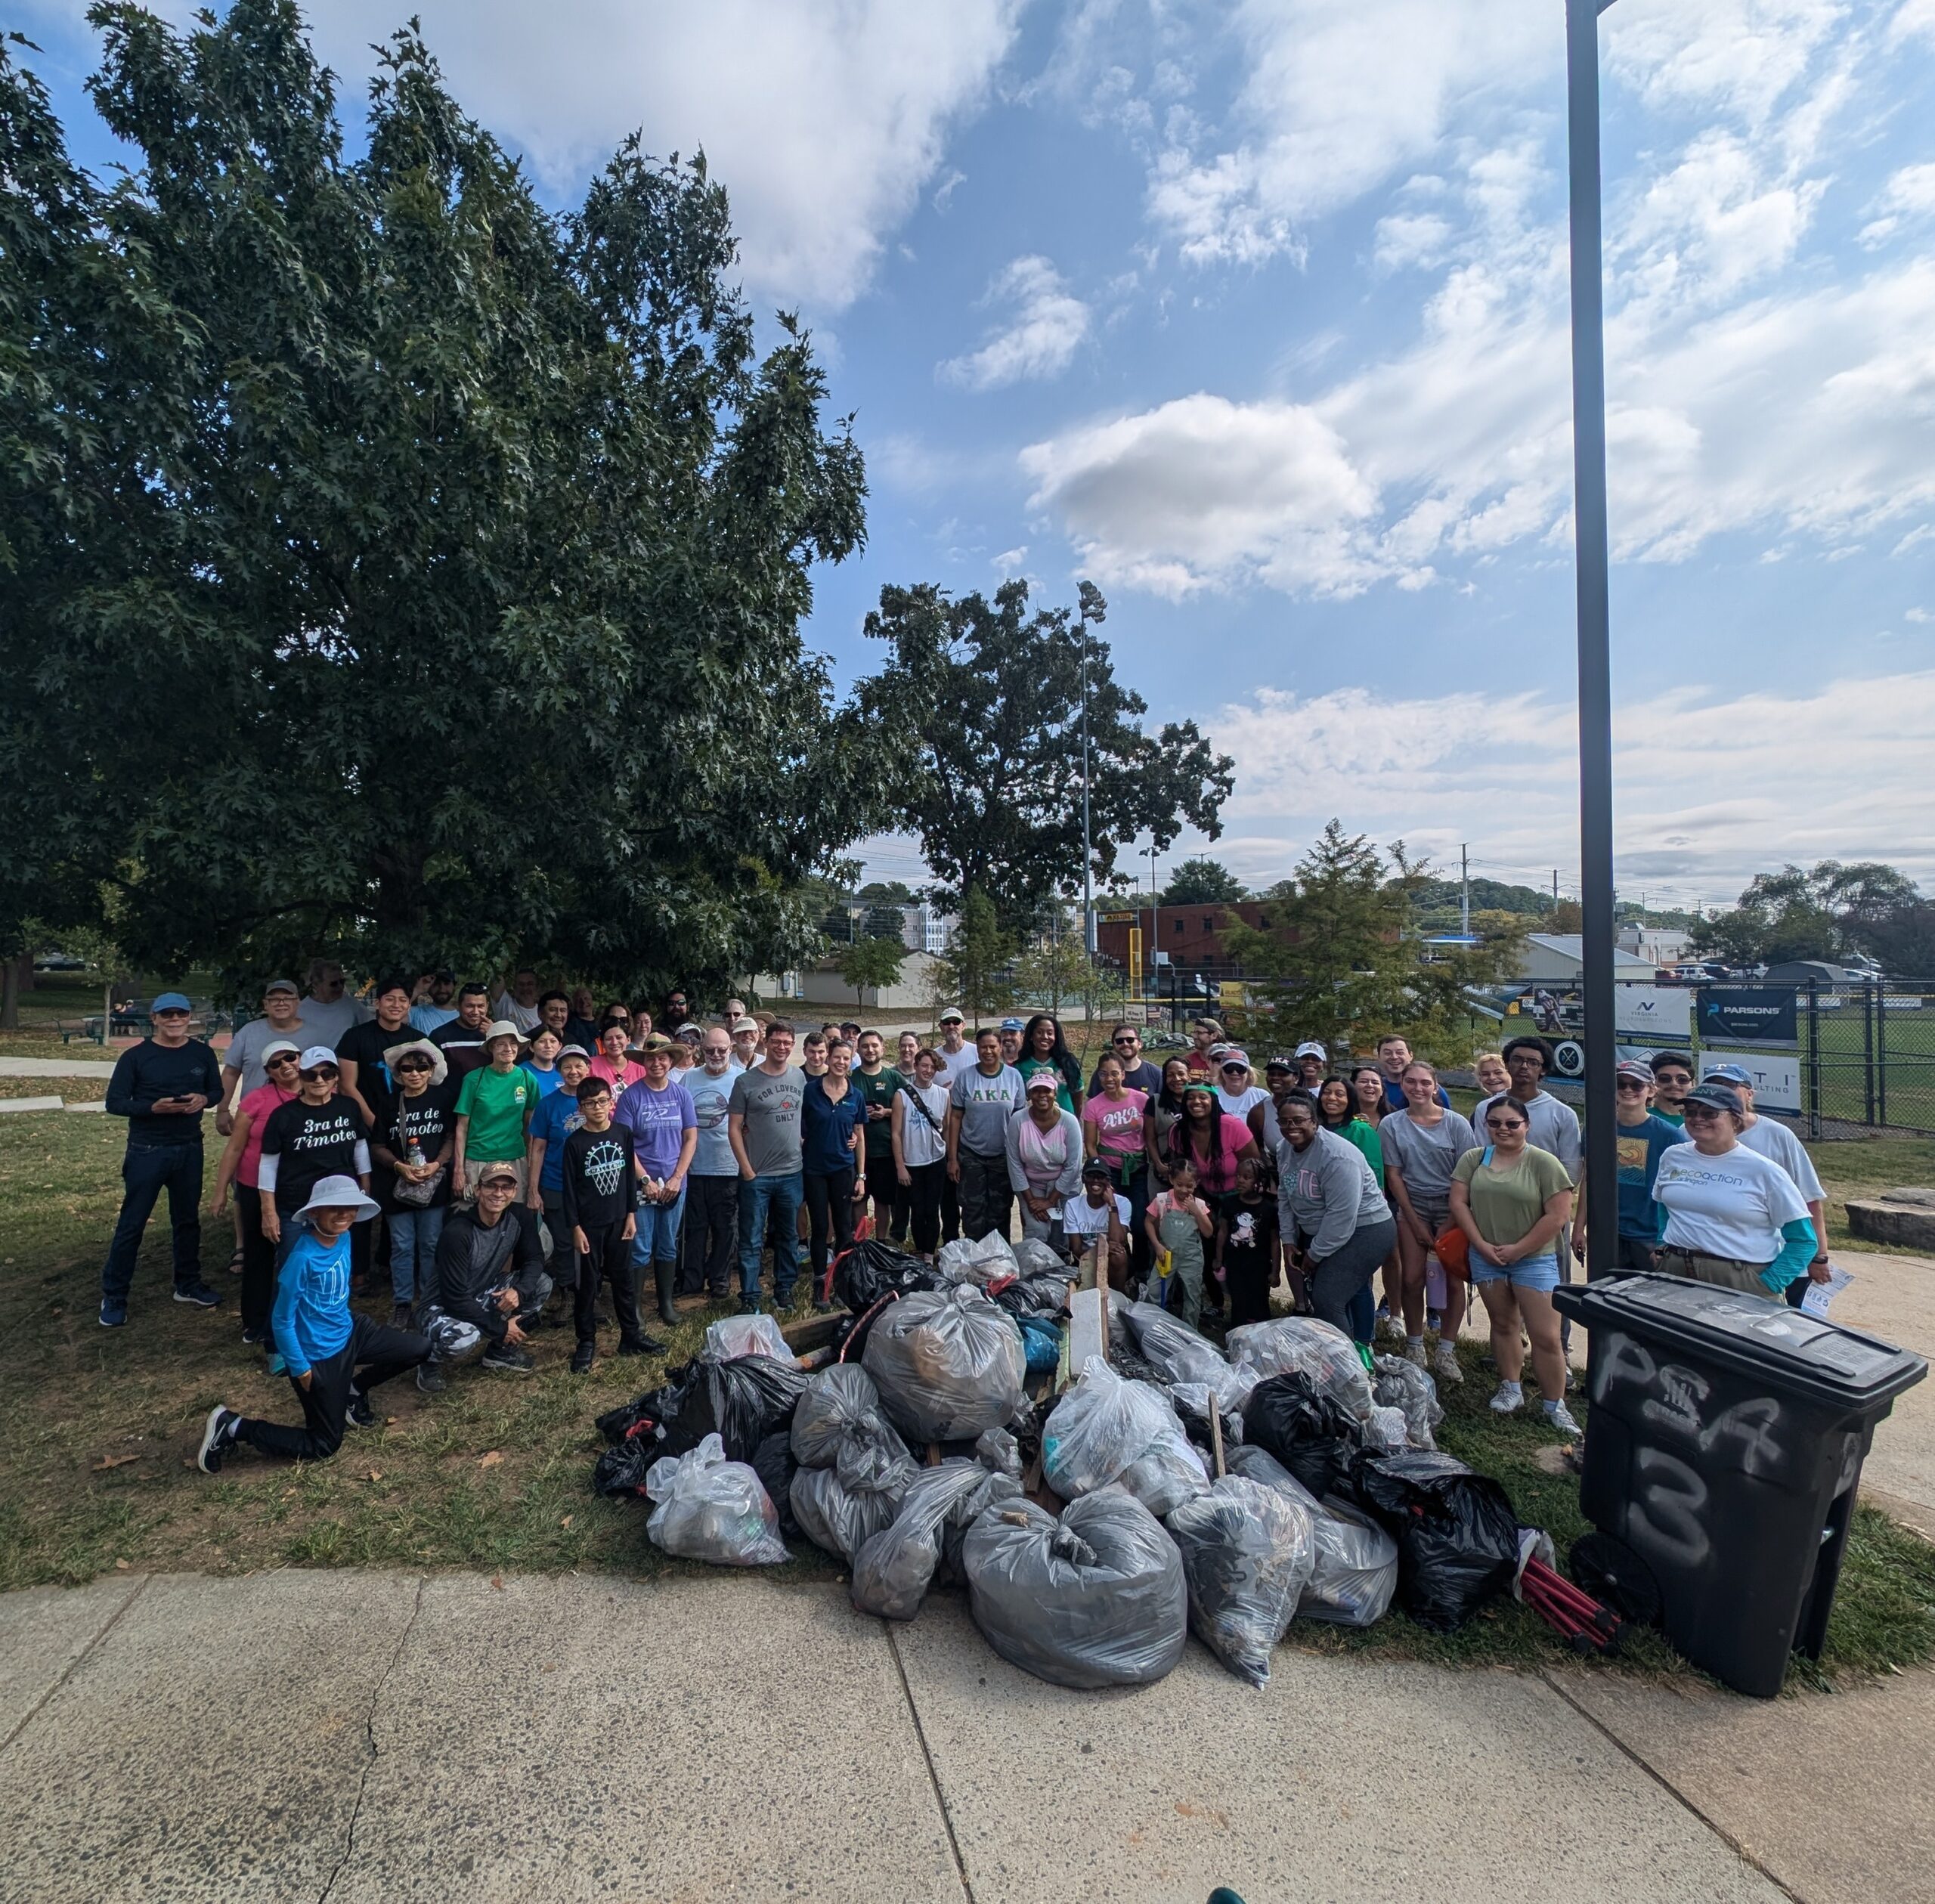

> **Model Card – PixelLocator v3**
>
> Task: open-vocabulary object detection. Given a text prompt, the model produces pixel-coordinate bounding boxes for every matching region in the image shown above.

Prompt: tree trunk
[0,954,20,1030]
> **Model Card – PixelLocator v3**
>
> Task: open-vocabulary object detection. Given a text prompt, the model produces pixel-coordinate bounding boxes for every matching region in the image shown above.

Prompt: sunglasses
[301,1066,339,1080]
[1615,1078,1649,1092]
[266,1054,299,1068]
[1484,1116,1525,1131]
[396,1060,432,1073]
[1113,1035,1138,1045]
[1683,1104,1723,1121]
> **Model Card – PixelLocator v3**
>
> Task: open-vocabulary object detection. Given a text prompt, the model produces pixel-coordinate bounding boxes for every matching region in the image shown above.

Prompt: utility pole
[1553,868,1560,907]
[1460,844,1470,939]
[1146,844,1161,1004]
[1076,582,1107,1027]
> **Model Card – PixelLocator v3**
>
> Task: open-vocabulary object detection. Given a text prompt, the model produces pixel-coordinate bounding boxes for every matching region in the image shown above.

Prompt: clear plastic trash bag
[964,1488,1188,1689]
[935,1232,1019,1285]
[644,1433,791,1566]
[1225,1316,1374,1420]
[1165,1475,1316,1688]
[862,1285,1028,1444]
[703,1313,795,1363]
[1371,1353,1443,1450]
[1224,1444,1398,1629]
[1042,1358,1207,1518]
[1122,1302,1258,1416]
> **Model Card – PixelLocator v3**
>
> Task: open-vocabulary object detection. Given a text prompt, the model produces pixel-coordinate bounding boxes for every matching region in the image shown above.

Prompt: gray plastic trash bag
[1225,1444,1398,1628]
[790,1461,912,1562]
[862,1284,1028,1444]
[1372,1354,1443,1450]
[1042,1358,1208,1517]
[936,1232,1019,1284]
[788,1364,919,1561]
[790,1364,911,1475]
[850,1454,1023,1620]
[1122,1302,1259,1416]
[1226,1316,1373,1419]
[1165,1475,1316,1688]
[964,1488,1187,1689]
[644,1434,791,1567]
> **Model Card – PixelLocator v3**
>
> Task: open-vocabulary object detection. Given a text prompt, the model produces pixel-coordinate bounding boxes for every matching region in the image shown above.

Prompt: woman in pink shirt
[209,1039,301,1349]
[1164,1079,1259,1311]
[1082,1052,1153,1280]
[587,1020,642,1100]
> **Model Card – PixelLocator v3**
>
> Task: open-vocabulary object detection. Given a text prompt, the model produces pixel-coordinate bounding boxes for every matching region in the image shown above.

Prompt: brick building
[1096,902,1300,974]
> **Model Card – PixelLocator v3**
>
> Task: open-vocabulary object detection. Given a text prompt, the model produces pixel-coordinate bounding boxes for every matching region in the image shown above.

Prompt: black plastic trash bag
[1227,1316,1374,1420]
[862,1285,1028,1444]
[1042,1358,1207,1518]
[850,1450,1023,1620]
[644,1434,791,1566]
[596,1368,691,1445]
[1165,1475,1316,1687]
[833,1237,937,1314]
[964,1488,1188,1689]
[1347,1450,1520,1633]
[591,1431,658,1499]
[596,1354,808,1463]
[1226,1444,1398,1629]
[751,1430,803,1542]
[1242,1371,1366,1500]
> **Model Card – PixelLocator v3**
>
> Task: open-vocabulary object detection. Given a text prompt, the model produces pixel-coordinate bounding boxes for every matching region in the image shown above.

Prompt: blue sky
[20,0,1935,911]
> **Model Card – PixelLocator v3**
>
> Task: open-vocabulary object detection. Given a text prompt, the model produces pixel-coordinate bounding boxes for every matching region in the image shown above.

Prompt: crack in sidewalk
[1537,1668,1806,1904]
[0,1572,152,1760]
[316,1573,426,1904]
[884,1620,975,1902]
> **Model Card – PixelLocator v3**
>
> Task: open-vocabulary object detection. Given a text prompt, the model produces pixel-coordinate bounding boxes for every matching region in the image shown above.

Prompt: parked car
[33,952,87,971]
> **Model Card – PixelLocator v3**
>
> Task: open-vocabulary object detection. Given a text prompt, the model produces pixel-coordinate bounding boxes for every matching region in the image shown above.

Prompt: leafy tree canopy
[865,580,1234,927]
[1160,858,1247,906]
[830,933,906,1008]
[0,5,909,1003]
[1690,861,1924,969]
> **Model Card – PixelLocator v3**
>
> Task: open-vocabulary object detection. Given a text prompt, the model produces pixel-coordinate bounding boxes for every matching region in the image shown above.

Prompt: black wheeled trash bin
[1553,1273,1925,1697]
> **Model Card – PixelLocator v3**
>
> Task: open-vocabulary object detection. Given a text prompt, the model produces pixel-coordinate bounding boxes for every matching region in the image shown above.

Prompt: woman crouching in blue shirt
[197,1175,432,1471]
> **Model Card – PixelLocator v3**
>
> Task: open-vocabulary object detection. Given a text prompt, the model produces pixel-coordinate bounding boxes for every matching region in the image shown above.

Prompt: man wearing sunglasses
[100,991,226,1327]
[1088,1023,1163,1098]
[255,1048,372,1260]
[1646,1051,1695,1125]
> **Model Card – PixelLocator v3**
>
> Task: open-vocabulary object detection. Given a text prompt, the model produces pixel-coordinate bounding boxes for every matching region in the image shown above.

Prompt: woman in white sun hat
[197,1175,432,1472]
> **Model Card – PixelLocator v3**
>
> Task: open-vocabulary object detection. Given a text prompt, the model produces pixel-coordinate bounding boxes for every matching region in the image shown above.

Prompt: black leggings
[236,1183,277,1339]
[1306,1217,1398,1337]
[576,1221,642,1346]
[803,1166,856,1290]
[903,1159,946,1254]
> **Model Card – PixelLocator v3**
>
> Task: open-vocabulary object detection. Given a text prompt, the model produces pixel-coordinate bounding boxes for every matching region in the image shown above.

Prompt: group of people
[91,967,1834,1472]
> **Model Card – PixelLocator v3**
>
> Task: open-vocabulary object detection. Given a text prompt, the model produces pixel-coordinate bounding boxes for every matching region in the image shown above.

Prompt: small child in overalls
[1145,1157,1215,1330]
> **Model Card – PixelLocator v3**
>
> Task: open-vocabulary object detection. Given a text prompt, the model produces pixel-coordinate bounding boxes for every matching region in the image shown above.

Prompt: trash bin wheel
[1570,1531,1663,1628]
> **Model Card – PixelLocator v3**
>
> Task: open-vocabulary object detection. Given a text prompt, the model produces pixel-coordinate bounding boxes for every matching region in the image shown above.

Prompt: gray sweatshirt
[1005,1106,1085,1200]
[1274,1125,1389,1259]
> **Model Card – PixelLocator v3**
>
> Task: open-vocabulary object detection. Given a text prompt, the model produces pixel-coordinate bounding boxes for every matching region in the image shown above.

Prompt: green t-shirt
[855,1064,904,1158]
[1334,1116,1384,1178]
[456,1063,538,1163]
[1451,1145,1574,1251]
[1016,1054,1076,1115]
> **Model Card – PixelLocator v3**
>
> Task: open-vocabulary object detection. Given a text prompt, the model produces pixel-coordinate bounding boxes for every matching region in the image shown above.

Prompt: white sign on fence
[1700,1047,1801,1114]
[1615,984,1692,1042]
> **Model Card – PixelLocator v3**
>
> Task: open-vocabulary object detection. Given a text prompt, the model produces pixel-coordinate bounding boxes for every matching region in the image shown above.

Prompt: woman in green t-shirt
[1449,1096,1580,1438]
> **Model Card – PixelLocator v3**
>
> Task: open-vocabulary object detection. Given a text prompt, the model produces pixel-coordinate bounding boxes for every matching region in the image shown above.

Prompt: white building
[1513,934,1658,985]
[1617,925,1690,968]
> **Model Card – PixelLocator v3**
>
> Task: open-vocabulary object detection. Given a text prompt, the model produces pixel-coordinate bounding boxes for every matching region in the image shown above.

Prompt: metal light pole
[1568,0,1619,1276]
[1076,582,1107,1025]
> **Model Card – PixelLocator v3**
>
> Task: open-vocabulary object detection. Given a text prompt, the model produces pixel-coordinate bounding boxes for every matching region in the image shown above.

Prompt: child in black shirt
[1217,1153,1280,1327]
[560,1078,652,1371]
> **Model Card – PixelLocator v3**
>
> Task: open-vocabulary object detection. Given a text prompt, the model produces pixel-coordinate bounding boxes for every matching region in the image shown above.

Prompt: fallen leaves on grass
[478,1450,504,1469]
[91,1453,142,1472]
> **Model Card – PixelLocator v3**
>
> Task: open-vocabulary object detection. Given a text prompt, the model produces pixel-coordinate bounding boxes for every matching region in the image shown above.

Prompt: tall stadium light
[1568,0,1619,1275]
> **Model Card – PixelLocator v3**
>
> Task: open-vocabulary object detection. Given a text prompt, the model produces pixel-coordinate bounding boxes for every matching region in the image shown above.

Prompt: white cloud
[1603,0,1848,127]
[1019,394,1392,598]
[1202,670,1935,892]
[938,256,1093,392]
[291,0,1020,311]
[1147,0,1556,266]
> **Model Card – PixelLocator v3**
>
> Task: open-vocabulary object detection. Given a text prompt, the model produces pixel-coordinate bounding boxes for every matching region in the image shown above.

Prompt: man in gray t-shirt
[946,1029,1023,1243]
[727,1023,807,1310]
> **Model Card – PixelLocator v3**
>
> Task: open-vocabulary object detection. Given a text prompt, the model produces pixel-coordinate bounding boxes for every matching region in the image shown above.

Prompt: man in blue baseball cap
[101,990,226,1327]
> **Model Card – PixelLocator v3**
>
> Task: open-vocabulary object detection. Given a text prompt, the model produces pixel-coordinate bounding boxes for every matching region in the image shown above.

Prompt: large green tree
[1221,822,1521,1053]
[1160,857,1246,906]
[1690,861,1924,969]
[2,4,909,1002]
[865,580,1234,927]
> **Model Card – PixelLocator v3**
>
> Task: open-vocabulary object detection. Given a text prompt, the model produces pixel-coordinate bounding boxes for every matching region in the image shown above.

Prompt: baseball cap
[264,977,298,996]
[938,1006,964,1023]
[1615,1059,1655,1085]
[1293,1039,1327,1060]
[1685,1082,1743,1116]
[476,1162,520,1186]
[1265,1055,1293,1074]
[1000,1017,1025,1032]
[298,1045,338,1071]
[1080,1159,1112,1179]
[1023,1073,1059,1094]
[1704,1063,1754,1085]
[558,1044,591,1062]
[1194,1016,1223,1035]
[1220,1050,1251,1070]
[151,991,192,1014]
[260,1038,302,1063]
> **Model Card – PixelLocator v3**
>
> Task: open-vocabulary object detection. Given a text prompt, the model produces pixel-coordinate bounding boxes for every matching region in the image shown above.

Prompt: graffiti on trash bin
[1593,1334,1793,1574]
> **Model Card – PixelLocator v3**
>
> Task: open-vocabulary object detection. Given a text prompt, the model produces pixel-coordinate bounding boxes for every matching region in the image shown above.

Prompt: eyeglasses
[1683,1105,1723,1122]
[1615,1079,1648,1092]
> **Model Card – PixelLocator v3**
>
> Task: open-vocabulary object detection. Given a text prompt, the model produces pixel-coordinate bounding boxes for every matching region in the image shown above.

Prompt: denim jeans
[101,1141,206,1303]
[387,1204,446,1306]
[737,1172,803,1300]
[632,1187,687,1268]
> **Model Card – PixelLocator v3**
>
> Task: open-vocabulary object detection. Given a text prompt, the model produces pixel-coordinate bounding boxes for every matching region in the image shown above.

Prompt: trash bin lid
[1559,1274,1927,1413]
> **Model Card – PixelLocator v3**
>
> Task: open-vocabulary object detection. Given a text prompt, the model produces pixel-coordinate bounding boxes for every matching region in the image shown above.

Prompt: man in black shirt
[336,976,415,1128]
[431,983,495,1079]
[100,992,225,1327]
[1088,1022,1163,1098]
[426,1164,553,1379]
[257,1048,372,1252]
[560,1078,654,1372]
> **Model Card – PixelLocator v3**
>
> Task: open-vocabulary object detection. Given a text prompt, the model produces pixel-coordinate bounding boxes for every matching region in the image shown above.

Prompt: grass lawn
[4,1103,1931,1689]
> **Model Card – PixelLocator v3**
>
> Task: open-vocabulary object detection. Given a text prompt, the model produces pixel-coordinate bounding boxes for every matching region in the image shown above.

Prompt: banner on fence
[1696,986,1798,1046]
[1700,1047,1801,1113]
[1615,984,1692,1042]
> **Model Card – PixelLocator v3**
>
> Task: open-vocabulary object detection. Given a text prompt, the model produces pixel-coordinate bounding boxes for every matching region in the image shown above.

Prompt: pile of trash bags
[587,1245,1534,1690]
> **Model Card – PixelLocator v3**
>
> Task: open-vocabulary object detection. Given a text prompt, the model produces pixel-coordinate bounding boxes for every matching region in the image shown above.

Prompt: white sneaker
[1543,1401,1583,1439]
[1403,1339,1428,1369]
[1432,1341,1463,1385]
[1489,1380,1524,1414]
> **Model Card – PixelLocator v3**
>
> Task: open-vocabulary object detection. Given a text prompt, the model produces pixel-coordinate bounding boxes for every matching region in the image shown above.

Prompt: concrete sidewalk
[4,1565,1929,1904]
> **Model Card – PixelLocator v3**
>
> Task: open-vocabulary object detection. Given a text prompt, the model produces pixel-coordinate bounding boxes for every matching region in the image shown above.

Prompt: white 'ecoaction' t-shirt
[1652,1141,1812,1265]
[1735,1116,1824,1203]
